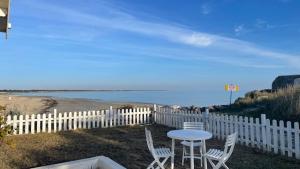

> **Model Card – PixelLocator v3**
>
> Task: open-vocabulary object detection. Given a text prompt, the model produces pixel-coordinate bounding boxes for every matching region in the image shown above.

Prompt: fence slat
[261,114,267,151]
[121,109,125,126]
[42,114,46,133]
[31,114,35,134]
[143,108,146,124]
[279,120,285,155]
[245,117,249,146]
[221,115,225,140]
[255,118,260,148]
[295,122,300,159]
[250,117,254,147]
[83,111,87,129]
[68,112,72,130]
[96,111,100,128]
[109,107,113,127]
[58,113,62,131]
[87,111,91,129]
[37,114,41,133]
[53,109,57,133]
[239,116,243,144]
[19,115,23,135]
[272,120,278,154]
[74,112,77,130]
[113,109,117,127]
[48,113,52,133]
[78,112,82,129]
[63,112,68,131]
[91,111,95,128]
[101,110,105,128]
[287,121,292,157]
[25,115,29,134]
[266,119,271,151]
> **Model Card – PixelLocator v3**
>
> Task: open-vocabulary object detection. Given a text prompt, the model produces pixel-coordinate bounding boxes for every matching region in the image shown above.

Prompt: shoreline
[0,93,152,115]
[0,89,167,93]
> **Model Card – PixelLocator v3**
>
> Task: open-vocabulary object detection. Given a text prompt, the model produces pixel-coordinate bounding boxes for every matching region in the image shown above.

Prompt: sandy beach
[0,93,151,115]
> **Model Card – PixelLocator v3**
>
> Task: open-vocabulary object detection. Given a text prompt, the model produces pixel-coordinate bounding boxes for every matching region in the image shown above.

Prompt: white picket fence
[154,107,300,159]
[6,106,151,135]
[5,104,300,160]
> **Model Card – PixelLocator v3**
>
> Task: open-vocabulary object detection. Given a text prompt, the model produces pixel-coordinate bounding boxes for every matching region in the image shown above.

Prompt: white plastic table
[167,129,212,169]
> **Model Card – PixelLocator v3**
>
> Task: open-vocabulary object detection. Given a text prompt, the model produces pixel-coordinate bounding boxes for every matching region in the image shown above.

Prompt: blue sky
[0,0,300,92]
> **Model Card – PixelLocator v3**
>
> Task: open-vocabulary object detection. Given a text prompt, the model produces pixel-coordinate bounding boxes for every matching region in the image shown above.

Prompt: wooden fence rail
[6,106,151,135]
[154,106,300,159]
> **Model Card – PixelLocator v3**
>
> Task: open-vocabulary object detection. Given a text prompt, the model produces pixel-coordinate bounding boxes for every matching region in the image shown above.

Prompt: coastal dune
[0,94,56,115]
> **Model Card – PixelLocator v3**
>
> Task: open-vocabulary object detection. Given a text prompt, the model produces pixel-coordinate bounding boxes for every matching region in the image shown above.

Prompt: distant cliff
[272,75,300,90]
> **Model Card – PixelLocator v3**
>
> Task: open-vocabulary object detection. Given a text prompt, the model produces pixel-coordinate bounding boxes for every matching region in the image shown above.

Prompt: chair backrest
[222,132,237,160]
[183,122,204,130]
[145,128,156,158]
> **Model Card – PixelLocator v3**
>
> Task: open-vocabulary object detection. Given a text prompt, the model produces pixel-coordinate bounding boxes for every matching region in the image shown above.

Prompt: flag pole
[229,90,232,105]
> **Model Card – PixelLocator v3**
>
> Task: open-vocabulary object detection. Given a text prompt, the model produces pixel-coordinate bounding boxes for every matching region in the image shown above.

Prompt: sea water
[16,90,245,107]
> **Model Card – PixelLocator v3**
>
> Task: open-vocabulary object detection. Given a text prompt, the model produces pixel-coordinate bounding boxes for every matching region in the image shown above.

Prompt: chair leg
[161,156,169,166]
[214,161,224,169]
[200,145,203,167]
[222,163,229,169]
[207,158,217,169]
[156,162,165,169]
[154,157,167,169]
[147,160,156,169]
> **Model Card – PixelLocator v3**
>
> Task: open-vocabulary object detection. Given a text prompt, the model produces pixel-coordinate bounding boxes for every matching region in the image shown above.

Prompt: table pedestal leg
[203,140,207,169]
[190,140,194,169]
[171,138,175,169]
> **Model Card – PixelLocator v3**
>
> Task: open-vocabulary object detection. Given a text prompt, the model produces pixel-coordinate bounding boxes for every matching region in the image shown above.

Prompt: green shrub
[119,104,134,110]
[0,106,12,144]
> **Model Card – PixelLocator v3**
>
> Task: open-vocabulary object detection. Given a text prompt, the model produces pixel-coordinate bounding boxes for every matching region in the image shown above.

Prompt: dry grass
[1,125,300,169]
[228,86,300,121]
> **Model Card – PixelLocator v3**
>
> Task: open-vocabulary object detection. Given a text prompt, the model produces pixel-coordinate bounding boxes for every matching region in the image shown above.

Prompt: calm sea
[16,90,245,107]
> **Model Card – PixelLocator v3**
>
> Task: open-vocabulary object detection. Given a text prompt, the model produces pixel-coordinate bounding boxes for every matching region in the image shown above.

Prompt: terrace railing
[154,106,300,160]
[6,106,151,135]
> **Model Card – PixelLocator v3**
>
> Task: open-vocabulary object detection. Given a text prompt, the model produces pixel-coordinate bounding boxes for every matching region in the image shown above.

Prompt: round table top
[167,129,212,141]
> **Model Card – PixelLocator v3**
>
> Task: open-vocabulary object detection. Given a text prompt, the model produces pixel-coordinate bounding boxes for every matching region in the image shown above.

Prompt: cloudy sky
[0,0,299,91]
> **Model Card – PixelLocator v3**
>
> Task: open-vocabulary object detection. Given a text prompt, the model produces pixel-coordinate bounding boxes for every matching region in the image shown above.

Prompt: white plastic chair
[181,122,204,166]
[145,128,171,169]
[204,132,237,169]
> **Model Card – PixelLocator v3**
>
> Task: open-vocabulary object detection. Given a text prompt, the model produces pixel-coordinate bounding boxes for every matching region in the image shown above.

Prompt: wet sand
[48,98,151,113]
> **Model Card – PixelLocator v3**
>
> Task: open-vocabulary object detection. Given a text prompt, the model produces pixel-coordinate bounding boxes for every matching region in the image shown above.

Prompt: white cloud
[201,4,211,15]
[20,0,300,68]
[234,25,245,35]
[179,33,214,47]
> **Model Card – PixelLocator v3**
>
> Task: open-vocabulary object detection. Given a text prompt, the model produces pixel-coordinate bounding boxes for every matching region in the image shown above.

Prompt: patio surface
[1,124,300,169]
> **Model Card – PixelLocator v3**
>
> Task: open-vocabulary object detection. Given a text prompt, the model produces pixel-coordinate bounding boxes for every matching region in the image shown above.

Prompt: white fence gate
[154,106,300,159]
[6,106,151,135]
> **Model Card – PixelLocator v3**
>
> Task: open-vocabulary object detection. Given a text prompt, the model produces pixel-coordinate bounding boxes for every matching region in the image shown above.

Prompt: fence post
[287,121,292,157]
[53,109,57,133]
[204,108,209,131]
[48,113,52,133]
[261,114,267,151]
[153,104,157,124]
[109,106,113,127]
[294,122,300,159]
